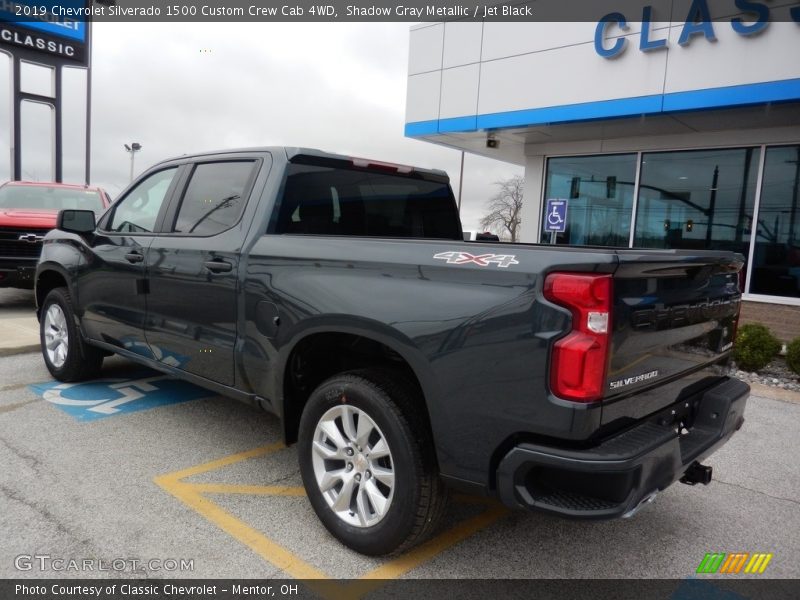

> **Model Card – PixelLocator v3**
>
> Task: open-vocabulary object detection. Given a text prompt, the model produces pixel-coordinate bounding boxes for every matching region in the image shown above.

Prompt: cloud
[2,22,523,232]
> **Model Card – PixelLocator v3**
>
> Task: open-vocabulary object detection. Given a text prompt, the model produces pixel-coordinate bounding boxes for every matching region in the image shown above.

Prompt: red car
[0,181,112,289]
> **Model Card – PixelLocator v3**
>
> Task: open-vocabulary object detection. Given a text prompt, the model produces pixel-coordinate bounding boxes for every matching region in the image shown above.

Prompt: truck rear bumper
[496,377,749,518]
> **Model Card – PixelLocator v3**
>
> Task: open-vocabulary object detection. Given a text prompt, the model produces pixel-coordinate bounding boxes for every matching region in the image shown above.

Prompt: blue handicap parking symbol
[544,199,568,233]
[29,370,214,422]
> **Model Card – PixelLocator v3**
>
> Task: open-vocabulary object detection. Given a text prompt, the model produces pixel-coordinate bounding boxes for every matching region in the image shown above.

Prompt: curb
[747,381,800,405]
[0,344,40,357]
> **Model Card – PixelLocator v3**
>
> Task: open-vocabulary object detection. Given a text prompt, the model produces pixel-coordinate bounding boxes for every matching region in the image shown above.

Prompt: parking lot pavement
[0,289,39,356]
[1,350,799,586]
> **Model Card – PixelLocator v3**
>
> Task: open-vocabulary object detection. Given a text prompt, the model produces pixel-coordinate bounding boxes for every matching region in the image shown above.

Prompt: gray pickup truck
[35,147,749,555]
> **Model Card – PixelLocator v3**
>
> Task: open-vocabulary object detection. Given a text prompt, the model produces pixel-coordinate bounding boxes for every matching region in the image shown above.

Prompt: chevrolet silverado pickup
[0,181,111,289]
[35,147,749,555]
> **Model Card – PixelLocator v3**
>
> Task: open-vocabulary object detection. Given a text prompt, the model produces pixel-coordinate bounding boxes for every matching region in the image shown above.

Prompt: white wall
[407,17,800,128]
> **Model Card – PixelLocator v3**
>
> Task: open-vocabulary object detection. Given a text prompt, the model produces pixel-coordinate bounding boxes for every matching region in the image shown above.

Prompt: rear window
[0,185,105,213]
[274,161,461,239]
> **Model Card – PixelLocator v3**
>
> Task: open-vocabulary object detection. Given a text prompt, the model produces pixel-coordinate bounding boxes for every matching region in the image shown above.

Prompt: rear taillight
[544,272,613,403]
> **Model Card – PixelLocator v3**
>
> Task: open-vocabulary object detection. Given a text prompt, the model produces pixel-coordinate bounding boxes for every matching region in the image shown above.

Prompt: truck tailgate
[603,249,744,425]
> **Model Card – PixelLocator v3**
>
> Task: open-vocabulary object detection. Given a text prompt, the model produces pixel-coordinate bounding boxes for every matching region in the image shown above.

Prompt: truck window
[274,162,461,239]
[108,167,178,233]
[171,161,256,236]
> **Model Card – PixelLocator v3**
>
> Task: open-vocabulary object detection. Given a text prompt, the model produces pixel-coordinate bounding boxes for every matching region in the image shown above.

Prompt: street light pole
[124,143,142,183]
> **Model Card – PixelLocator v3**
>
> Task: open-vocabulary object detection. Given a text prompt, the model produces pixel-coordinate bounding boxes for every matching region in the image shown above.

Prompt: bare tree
[479,176,524,242]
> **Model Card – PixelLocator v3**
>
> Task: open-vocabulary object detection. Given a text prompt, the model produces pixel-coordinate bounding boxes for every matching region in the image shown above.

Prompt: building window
[749,145,800,299]
[540,154,636,247]
[634,148,760,257]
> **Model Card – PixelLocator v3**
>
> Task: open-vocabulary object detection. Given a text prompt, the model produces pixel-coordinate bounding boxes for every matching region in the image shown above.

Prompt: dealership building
[405,11,800,339]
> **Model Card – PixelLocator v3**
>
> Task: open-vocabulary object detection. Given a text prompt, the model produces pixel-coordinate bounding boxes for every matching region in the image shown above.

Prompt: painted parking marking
[29,370,215,421]
[155,444,509,599]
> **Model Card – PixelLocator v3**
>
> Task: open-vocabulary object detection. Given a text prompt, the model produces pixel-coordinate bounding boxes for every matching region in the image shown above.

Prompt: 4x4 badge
[433,251,519,268]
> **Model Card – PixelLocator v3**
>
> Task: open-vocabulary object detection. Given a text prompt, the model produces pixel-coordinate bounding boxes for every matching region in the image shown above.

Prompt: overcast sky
[0,22,522,233]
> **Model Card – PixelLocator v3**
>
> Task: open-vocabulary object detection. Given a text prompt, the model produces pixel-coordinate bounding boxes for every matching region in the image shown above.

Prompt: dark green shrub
[733,323,781,372]
[786,337,800,376]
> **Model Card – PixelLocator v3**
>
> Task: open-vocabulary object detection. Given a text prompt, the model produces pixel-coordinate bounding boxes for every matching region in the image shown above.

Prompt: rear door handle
[125,252,144,264]
[204,259,233,273]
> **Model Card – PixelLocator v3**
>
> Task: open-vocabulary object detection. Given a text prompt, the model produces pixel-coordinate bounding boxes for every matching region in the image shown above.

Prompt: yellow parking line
[154,477,328,580]
[305,504,509,600]
[193,483,306,496]
[157,442,284,482]
[155,443,509,597]
[360,503,508,580]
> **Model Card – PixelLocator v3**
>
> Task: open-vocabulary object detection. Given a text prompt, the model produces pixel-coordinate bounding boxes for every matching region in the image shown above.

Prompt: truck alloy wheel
[40,287,104,382]
[298,369,448,556]
[43,303,69,368]
[310,404,395,527]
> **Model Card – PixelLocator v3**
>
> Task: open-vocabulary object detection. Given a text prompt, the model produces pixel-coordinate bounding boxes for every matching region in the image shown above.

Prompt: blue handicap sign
[544,199,568,233]
[29,369,214,422]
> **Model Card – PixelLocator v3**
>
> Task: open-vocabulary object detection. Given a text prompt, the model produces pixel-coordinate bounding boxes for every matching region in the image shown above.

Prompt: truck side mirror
[57,209,96,234]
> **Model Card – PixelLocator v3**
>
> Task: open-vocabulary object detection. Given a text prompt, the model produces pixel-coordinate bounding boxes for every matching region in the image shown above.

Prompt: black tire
[298,369,448,556]
[40,287,104,382]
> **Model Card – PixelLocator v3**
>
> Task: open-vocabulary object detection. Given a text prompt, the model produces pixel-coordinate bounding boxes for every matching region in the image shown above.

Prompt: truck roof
[150,147,449,179]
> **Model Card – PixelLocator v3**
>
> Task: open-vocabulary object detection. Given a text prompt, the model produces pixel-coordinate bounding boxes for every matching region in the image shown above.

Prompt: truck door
[144,158,262,386]
[80,166,182,355]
